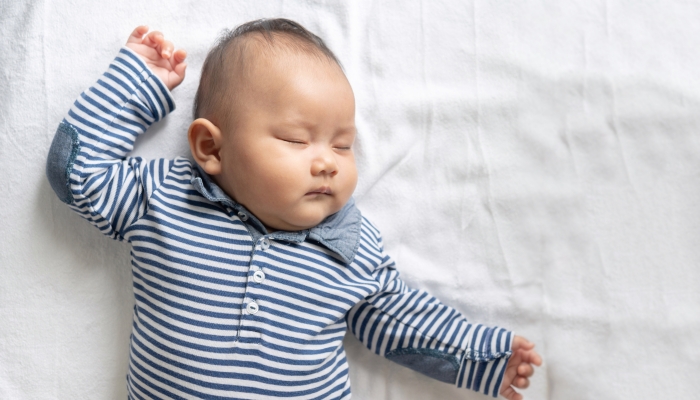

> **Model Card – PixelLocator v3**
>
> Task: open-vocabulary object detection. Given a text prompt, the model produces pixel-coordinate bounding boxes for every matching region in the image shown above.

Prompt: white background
[1,0,699,399]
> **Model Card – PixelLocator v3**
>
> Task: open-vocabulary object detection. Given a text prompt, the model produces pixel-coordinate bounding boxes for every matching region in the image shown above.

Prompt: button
[253,270,265,283]
[260,237,270,251]
[237,211,248,221]
[246,301,259,314]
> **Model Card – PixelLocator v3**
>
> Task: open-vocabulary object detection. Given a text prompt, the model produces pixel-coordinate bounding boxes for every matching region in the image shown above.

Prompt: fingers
[531,350,543,366]
[501,344,542,398]
[513,375,530,389]
[512,336,543,369]
[513,336,535,351]
[123,26,187,90]
[141,30,162,48]
[126,25,149,44]
[509,362,532,390]
[160,39,174,59]
[129,28,182,61]
[170,49,188,79]
[171,49,187,63]
[500,385,523,400]
[142,31,174,58]
[520,347,543,367]
[517,363,534,378]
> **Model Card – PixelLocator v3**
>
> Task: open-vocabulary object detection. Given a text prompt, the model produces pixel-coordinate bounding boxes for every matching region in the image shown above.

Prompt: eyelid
[333,145,353,150]
[281,138,308,145]
[333,136,354,150]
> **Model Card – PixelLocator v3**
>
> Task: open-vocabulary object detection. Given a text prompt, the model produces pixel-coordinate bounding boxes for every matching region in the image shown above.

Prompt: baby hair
[194,18,342,124]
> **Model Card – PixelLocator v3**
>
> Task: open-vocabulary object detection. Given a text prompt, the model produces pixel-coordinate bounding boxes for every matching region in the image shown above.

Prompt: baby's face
[215,52,357,232]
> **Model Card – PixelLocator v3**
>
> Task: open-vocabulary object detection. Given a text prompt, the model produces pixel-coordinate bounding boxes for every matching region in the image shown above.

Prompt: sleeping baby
[46,18,541,399]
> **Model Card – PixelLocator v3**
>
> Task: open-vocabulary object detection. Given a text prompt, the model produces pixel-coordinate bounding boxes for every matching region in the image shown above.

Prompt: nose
[310,146,338,177]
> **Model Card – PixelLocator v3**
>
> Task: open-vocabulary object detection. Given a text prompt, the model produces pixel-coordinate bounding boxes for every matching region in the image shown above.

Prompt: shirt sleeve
[346,224,514,398]
[46,47,175,240]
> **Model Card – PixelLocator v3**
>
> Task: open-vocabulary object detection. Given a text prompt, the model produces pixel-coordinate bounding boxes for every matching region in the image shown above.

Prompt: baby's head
[188,19,357,232]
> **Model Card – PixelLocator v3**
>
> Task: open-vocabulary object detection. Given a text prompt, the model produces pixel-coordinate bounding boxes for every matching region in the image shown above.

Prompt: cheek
[340,157,358,193]
[221,145,280,199]
[246,148,308,194]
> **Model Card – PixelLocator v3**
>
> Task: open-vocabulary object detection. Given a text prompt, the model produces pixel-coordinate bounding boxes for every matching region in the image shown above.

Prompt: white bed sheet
[1,0,699,398]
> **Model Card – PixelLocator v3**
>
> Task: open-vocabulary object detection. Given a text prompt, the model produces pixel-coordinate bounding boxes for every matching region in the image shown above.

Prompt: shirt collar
[190,164,362,264]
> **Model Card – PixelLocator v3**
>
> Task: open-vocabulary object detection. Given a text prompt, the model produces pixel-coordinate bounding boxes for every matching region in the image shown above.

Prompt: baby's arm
[347,221,542,398]
[46,27,186,238]
[347,225,514,398]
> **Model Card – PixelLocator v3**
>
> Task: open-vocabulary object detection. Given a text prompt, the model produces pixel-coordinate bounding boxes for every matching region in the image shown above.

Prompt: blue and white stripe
[50,47,513,399]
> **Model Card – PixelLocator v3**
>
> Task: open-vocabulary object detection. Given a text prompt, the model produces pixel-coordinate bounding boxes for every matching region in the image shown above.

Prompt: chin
[291,212,333,230]
[296,217,327,230]
[277,203,343,231]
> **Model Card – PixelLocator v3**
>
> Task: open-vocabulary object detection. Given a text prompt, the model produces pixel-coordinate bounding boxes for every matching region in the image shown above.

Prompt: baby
[46,19,540,399]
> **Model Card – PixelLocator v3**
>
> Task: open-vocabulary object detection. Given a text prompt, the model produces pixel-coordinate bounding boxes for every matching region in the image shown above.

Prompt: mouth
[306,186,332,196]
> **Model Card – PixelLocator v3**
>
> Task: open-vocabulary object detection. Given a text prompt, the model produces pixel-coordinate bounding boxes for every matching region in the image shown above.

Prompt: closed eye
[282,139,307,146]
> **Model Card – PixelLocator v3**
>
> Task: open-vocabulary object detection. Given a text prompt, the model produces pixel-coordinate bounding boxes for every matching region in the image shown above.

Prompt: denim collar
[190,164,361,264]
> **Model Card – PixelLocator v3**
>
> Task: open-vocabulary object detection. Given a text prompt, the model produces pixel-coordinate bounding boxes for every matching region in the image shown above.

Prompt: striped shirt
[46,47,513,399]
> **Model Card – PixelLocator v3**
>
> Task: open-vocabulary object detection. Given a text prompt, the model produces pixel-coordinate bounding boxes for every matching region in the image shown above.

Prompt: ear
[188,118,223,175]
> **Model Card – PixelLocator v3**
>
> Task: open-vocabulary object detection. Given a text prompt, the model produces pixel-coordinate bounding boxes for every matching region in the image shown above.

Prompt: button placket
[245,239,269,318]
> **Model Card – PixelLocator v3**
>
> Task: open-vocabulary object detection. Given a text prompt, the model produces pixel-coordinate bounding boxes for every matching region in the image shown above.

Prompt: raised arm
[46,27,187,239]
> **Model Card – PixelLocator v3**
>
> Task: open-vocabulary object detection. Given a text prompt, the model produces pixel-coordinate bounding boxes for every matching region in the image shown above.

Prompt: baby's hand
[500,336,542,400]
[125,26,187,91]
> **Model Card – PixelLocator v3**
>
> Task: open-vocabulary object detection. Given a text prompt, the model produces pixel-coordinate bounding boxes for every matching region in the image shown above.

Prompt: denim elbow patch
[46,122,80,204]
[385,348,460,384]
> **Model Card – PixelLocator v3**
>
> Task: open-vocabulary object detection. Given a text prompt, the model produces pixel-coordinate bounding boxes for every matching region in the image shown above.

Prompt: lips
[306,186,332,195]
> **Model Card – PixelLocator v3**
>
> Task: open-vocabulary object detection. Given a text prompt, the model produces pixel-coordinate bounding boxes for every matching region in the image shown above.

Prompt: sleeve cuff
[456,326,513,397]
